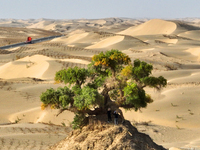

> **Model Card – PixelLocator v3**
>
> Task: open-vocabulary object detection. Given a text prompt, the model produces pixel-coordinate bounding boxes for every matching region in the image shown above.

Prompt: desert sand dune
[0,54,90,80]
[63,32,102,45]
[8,107,43,123]
[1,18,200,150]
[54,32,89,44]
[186,47,200,60]
[27,20,54,29]
[86,35,124,49]
[155,38,178,44]
[0,55,53,79]
[119,19,177,36]
[91,19,106,25]
[50,31,106,48]
[104,35,148,50]
[178,30,200,40]
[78,19,106,26]
[138,86,200,128]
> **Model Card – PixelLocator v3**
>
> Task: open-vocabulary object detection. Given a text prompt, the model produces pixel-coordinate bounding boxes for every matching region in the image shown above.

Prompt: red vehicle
[25,37,32,44]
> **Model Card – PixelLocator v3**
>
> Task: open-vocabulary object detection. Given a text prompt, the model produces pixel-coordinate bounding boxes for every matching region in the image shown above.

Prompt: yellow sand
[119,19,177,36]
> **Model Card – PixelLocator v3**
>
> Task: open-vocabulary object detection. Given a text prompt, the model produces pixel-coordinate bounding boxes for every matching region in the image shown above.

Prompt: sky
[0,0,200,20]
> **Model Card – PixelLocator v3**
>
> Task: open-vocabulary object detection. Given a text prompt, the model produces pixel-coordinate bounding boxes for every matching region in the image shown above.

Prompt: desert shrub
[165,64,177,70]
[15,55,21,60]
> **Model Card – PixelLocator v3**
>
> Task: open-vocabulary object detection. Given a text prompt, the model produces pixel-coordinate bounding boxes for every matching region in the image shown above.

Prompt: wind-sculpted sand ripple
[42,42,64,47]
[0,123,71,150]
[0,138,50,150]
[163,34,193,40]
[36,49,92,61]
[2,48,93,62]
[56,60,88,69]
[64,46,106,54]
[12,47,35,53]
[42,42,103,54]
[168,82,200,87]
[94,31,117,38]
[0,49,12,54]
[94,31,148,45]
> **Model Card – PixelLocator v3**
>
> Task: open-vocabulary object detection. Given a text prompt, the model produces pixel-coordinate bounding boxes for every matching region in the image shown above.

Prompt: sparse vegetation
[15,55,21,60]
[61,122,66,127]
[189,112,194,115]
[171,103,178,107]
[134,121,152,126]
[15,116,21,124]
[176,125,181,130]
[26,60,35,68]
[165,64,177,70]
[71,113,89,129]
[176,115,183,120]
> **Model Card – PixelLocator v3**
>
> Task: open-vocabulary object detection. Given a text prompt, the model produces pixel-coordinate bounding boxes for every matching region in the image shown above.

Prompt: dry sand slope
[0,18,200,149]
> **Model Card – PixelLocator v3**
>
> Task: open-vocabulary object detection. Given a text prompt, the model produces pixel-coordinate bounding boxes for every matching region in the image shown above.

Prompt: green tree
[40,49,167,128]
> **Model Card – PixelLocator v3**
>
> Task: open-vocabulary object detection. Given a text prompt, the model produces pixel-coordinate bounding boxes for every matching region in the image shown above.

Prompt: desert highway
[0,35,63,50]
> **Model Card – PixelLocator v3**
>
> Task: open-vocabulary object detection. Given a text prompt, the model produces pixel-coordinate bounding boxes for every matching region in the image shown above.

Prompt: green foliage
[87,61,109,89]
[40,86,74,109]
[142,76,167,89]
[87,75,107,89]
[92,49,131,73]
[123,82,151,111]
[54,69,67,83]
[72,113,87,129]
[132,59,153,80]
[55,67,89,86]
[122,59,167,89]
[74,86,104,110]
[72,85,82,95]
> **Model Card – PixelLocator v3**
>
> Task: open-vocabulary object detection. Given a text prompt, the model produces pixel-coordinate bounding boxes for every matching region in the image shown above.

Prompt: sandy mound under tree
[50,120,166,150]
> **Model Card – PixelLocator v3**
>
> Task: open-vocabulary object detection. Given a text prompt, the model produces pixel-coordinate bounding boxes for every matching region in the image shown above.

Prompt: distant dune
[86,35,124,49]
[119,19,177,36]
[0,55,59,79]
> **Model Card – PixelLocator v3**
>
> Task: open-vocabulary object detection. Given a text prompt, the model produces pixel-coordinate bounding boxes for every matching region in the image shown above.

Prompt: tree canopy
[40,49,167,128]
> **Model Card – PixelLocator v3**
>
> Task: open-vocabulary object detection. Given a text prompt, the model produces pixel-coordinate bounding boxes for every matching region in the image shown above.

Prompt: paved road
[0,35,63,50]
